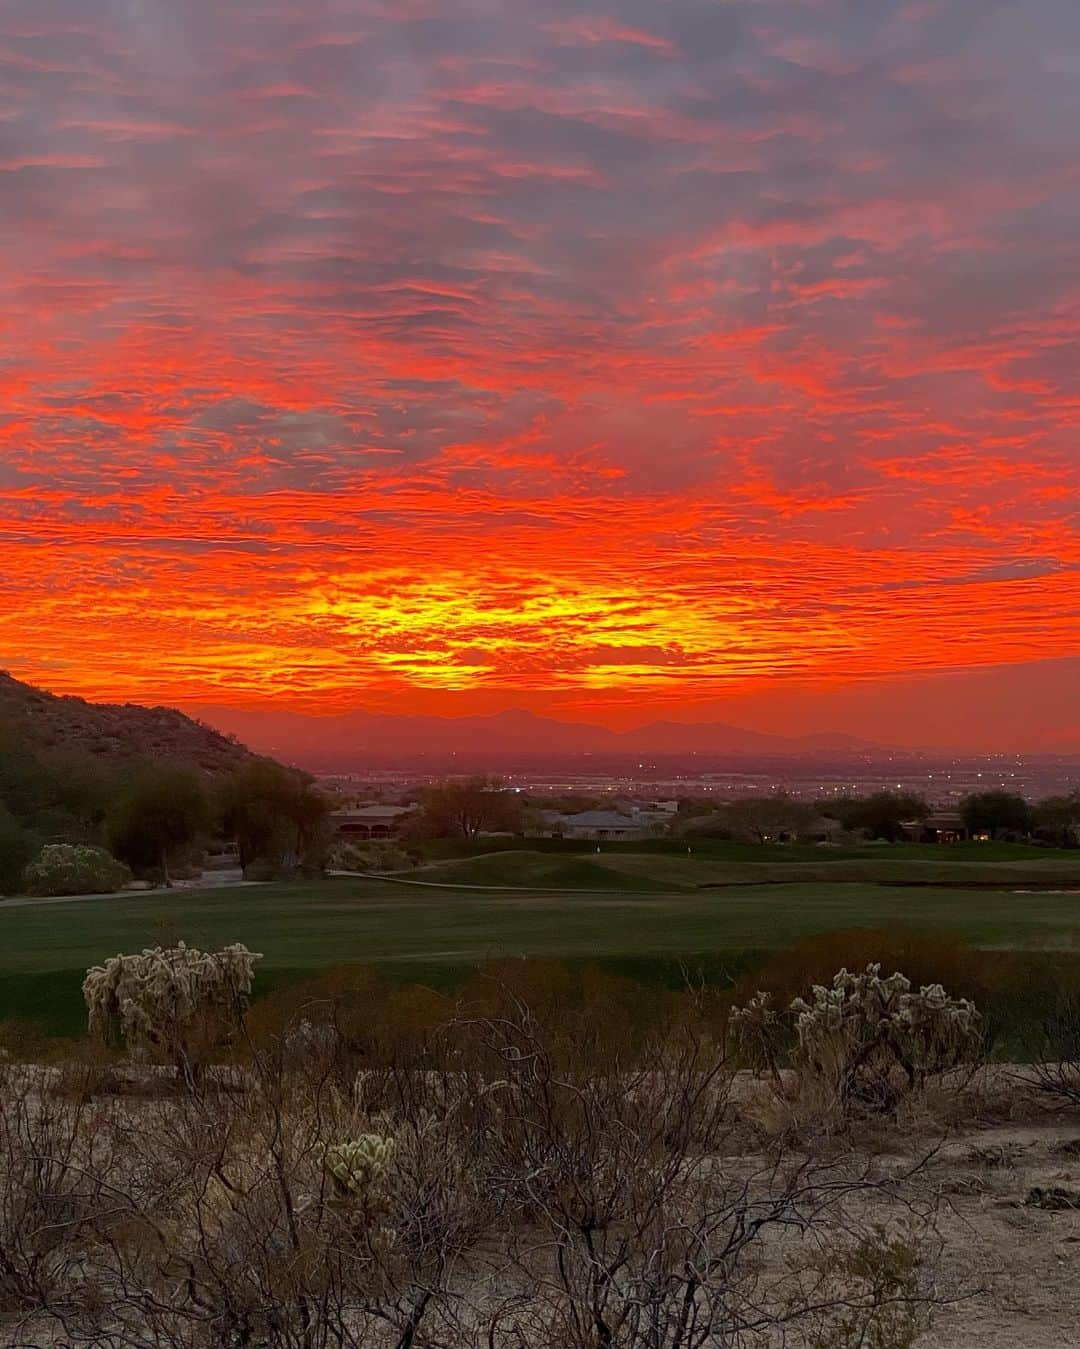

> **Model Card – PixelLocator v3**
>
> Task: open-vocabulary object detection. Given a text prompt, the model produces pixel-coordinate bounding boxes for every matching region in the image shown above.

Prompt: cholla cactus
[728,990,785,1087]
[325,1135,395,1199]
[730,964,981,1115]
[82,942,262,1080]
[792,964,980,1108]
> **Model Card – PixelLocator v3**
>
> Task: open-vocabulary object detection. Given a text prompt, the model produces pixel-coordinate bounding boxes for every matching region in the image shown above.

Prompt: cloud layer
[1,0,1077,732]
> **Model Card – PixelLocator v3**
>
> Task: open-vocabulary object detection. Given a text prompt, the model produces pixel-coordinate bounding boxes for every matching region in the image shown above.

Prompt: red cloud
[0,0,1076,740]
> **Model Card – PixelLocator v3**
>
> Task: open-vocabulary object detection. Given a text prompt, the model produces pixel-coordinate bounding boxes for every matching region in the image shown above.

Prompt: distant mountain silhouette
[0,671,258,775]
[189,702,882,768]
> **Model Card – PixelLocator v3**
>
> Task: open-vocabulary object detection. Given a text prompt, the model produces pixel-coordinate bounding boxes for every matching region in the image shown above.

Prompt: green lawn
[3,860,1079,1036]
[2,874,1079,976]
[404,847,1080,891]
[418,837,1061,865]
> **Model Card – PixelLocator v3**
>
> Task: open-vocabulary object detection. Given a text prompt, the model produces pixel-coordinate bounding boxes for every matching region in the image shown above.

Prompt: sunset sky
[1,0,1077,749]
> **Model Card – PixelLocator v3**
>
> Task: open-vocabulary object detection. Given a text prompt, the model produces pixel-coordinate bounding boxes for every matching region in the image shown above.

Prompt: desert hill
[0,670,256,775]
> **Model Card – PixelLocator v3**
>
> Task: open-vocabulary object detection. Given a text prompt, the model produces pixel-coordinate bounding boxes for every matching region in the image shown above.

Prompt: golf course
[3,840,1079,1036]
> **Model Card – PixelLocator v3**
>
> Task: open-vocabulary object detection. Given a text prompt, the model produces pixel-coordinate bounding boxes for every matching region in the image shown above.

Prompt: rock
[1025,1186,1080,1211]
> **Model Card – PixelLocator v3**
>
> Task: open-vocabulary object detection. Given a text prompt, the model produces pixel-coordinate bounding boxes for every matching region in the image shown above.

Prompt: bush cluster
[22,843,131,897]
[729,962,982,1126]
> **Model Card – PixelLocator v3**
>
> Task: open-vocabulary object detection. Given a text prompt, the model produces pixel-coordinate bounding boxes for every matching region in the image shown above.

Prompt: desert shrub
[22,843,130,897]
[736,928,1013,1056]
[0,1082,133,1318]
[0,968,948,1347]
[437,985,938,1349]
[791,1226,928,1349]
[244,965,391,1063]
[247,967,456,1085]
[724,988,786,1086]
[327,839,418,872]
[0,807,40,896]
[0,1019,54,1066]
[730,963,981,1120]
[1029,977,1080,1106]
[241,855,291,881]
[736,929,990,1010]
[82,941,261,1087]
[457,957,689,1067]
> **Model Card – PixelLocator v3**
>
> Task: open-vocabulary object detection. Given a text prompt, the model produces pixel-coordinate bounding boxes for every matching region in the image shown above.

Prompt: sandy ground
[911,1119,1080,1347]
[3,1073,1080,1346]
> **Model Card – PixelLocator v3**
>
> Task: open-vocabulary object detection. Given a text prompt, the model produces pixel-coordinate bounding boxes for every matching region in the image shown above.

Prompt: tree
[722,793,816,844]
[220,760,330,875]
[960,790,1031,840]
[0,807,39,895]
[0,738,116,842]
[1032,792,1080,848]
[109,767,209,884]
[408,776,525,839]
[830,791,929,842]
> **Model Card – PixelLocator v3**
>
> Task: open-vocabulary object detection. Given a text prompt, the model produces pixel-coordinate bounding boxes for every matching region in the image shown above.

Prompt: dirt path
[0,869,256,908]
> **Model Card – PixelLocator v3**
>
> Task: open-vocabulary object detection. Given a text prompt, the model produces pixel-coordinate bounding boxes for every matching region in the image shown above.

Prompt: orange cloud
[0,0,1076,741]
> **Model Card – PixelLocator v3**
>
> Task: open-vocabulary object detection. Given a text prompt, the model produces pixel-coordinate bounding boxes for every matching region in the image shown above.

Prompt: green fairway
[403,846,1080,892]
[3,863,1078,1035]
[3,874,1080,975]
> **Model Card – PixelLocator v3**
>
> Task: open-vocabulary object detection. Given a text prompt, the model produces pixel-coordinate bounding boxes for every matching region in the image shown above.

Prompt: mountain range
[186,703,883,770]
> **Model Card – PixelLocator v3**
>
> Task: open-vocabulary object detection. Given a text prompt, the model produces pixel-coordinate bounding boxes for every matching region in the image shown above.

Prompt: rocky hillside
[0,671,256,775]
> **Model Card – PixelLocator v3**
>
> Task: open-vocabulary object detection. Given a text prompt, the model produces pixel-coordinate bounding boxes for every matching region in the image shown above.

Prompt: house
[900,812,969,844]
[805,815,848,845]
[330,804,416,840]
[541,809,657,841]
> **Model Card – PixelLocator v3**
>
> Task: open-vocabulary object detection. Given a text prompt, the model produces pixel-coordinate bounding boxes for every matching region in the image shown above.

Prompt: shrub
[327,840,418,872]
[241,856,290,882]
[22,843,130,897]
[0,809,39,895]
[0,969,947,1346]
[82,942,262,1087]
[793,1226,927,1349]
[733,929,990,1012]
[1030,977,1080,1106]
[730,963,981,1119]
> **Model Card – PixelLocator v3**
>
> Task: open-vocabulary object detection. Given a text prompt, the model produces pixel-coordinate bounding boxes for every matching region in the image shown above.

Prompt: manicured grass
[3,875,1079,975]
[3,860,1078,1035]
[418,837,1057,864]
[402,851,679,890]
[406,847,1080,891]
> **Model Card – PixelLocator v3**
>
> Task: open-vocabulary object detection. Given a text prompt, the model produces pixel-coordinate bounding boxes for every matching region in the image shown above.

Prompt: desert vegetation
[0,944,996,1347]
[729,965,982,1130]
[22,844,131,898]
[0,934,1077,1345]
[0,719,330,896]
